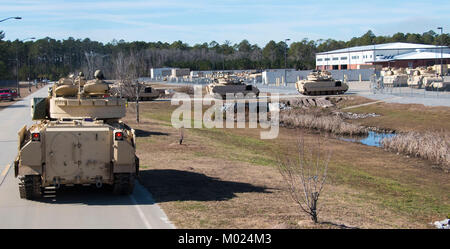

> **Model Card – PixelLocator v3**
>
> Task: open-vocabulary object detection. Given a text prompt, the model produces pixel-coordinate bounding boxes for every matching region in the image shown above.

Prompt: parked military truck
[295,70,348,95]
[15,70,138,200]
[206,73,260,99]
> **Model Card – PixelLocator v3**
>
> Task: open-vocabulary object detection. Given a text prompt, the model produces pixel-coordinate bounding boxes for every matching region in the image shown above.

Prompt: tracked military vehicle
[420,67,445,91]
[295,70,348,95]
[407,68,425,88]
[425,80,450,91]
[407,67,445,90]
[15,70,138,200]
[382,68,408,87]
[206,73,260,99]
[110,82,161,101]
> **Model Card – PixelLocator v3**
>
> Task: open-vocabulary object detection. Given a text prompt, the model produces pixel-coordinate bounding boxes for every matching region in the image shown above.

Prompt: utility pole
[284,38,290,85]
[284,38,290,68]
[15,37,35,97]
[1,16,23,95]
[437,27,443,76]
[135,81,140,124]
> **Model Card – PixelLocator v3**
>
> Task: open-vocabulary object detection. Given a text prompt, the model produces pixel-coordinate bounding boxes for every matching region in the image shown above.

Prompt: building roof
[317,42,447,55]
[367,50,450,63]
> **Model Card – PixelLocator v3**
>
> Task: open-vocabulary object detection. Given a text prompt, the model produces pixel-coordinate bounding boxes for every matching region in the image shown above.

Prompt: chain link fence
[370,74,450,99]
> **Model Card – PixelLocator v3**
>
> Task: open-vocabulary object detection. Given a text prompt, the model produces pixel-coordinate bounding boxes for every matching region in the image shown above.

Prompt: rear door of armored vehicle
[44,126,111,185]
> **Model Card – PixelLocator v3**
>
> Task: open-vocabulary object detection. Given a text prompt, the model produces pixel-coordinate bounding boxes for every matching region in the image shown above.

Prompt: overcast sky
[0,0,448,45]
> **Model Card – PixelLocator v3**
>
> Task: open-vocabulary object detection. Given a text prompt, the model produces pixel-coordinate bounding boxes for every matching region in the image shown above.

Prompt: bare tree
[113,50,141,123]
[84,51,111,80]
[278,136,330,223]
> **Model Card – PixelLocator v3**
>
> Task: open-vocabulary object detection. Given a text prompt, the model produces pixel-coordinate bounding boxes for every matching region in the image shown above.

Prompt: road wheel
[19,175,42,200]
[113,173,135,195]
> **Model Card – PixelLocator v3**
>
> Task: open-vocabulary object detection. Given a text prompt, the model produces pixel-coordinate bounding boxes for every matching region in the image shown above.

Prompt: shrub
[382,132,450,171]
[279,109,367,136]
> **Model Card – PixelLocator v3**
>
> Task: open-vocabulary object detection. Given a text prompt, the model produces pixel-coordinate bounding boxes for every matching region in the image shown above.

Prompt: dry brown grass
[346,101,450,133]
[280,108,367,136]
[124,101,450,229]
[382,132,450,171]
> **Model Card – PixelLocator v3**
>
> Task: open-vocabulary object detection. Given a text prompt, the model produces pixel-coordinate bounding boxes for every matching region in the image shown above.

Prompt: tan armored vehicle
[110,82,161,101]
[206,73,260,99]
[407,68,425,88]
[15,70,138,200]
[407,67,444,89]
[295,70,348,95]
[421,67,444,90]
[426,80,449,91]
[382,68,408,87]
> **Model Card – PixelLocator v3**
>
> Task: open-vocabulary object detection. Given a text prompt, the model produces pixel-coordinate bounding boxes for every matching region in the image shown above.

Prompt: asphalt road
[0,86,174,228]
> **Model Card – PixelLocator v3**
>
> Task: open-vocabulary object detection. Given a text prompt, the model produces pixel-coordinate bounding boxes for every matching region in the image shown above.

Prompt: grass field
[124,97,449,229]
[343,97,450,132]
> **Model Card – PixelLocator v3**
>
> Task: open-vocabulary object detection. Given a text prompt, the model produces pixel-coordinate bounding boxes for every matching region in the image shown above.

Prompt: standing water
[340,131,396,147]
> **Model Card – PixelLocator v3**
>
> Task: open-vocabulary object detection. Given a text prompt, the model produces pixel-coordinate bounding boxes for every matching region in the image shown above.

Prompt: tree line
[0,30,448,81]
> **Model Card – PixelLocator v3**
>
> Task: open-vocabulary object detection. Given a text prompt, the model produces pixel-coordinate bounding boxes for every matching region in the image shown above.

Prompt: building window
[340,57,347,60]
[332,57,339,61]
[317,58,323,61]
[324,58,330,61]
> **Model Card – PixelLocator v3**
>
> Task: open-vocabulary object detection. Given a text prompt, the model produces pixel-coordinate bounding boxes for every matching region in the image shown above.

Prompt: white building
[315,42,450,70]
[150,68,173,79]
[262,69,310,84]
[171,68,190,78]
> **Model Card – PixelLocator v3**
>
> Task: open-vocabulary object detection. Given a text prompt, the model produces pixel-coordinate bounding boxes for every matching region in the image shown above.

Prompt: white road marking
[0,164,11,186]
[130,194,152,229]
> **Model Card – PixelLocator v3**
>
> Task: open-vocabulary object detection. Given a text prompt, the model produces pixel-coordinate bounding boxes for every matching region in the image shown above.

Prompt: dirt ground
[124,98,449,229]
[0,82,45,109]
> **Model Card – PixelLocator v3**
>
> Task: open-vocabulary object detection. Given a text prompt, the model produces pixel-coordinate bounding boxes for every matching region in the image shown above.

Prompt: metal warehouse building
[316,42,450,70]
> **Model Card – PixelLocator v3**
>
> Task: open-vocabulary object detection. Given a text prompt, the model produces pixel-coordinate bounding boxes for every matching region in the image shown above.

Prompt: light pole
[284,38,290,68]
[0,16,21,23]
[284,38,290,85]
[437,27,443,76]
[15,37,35,97]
